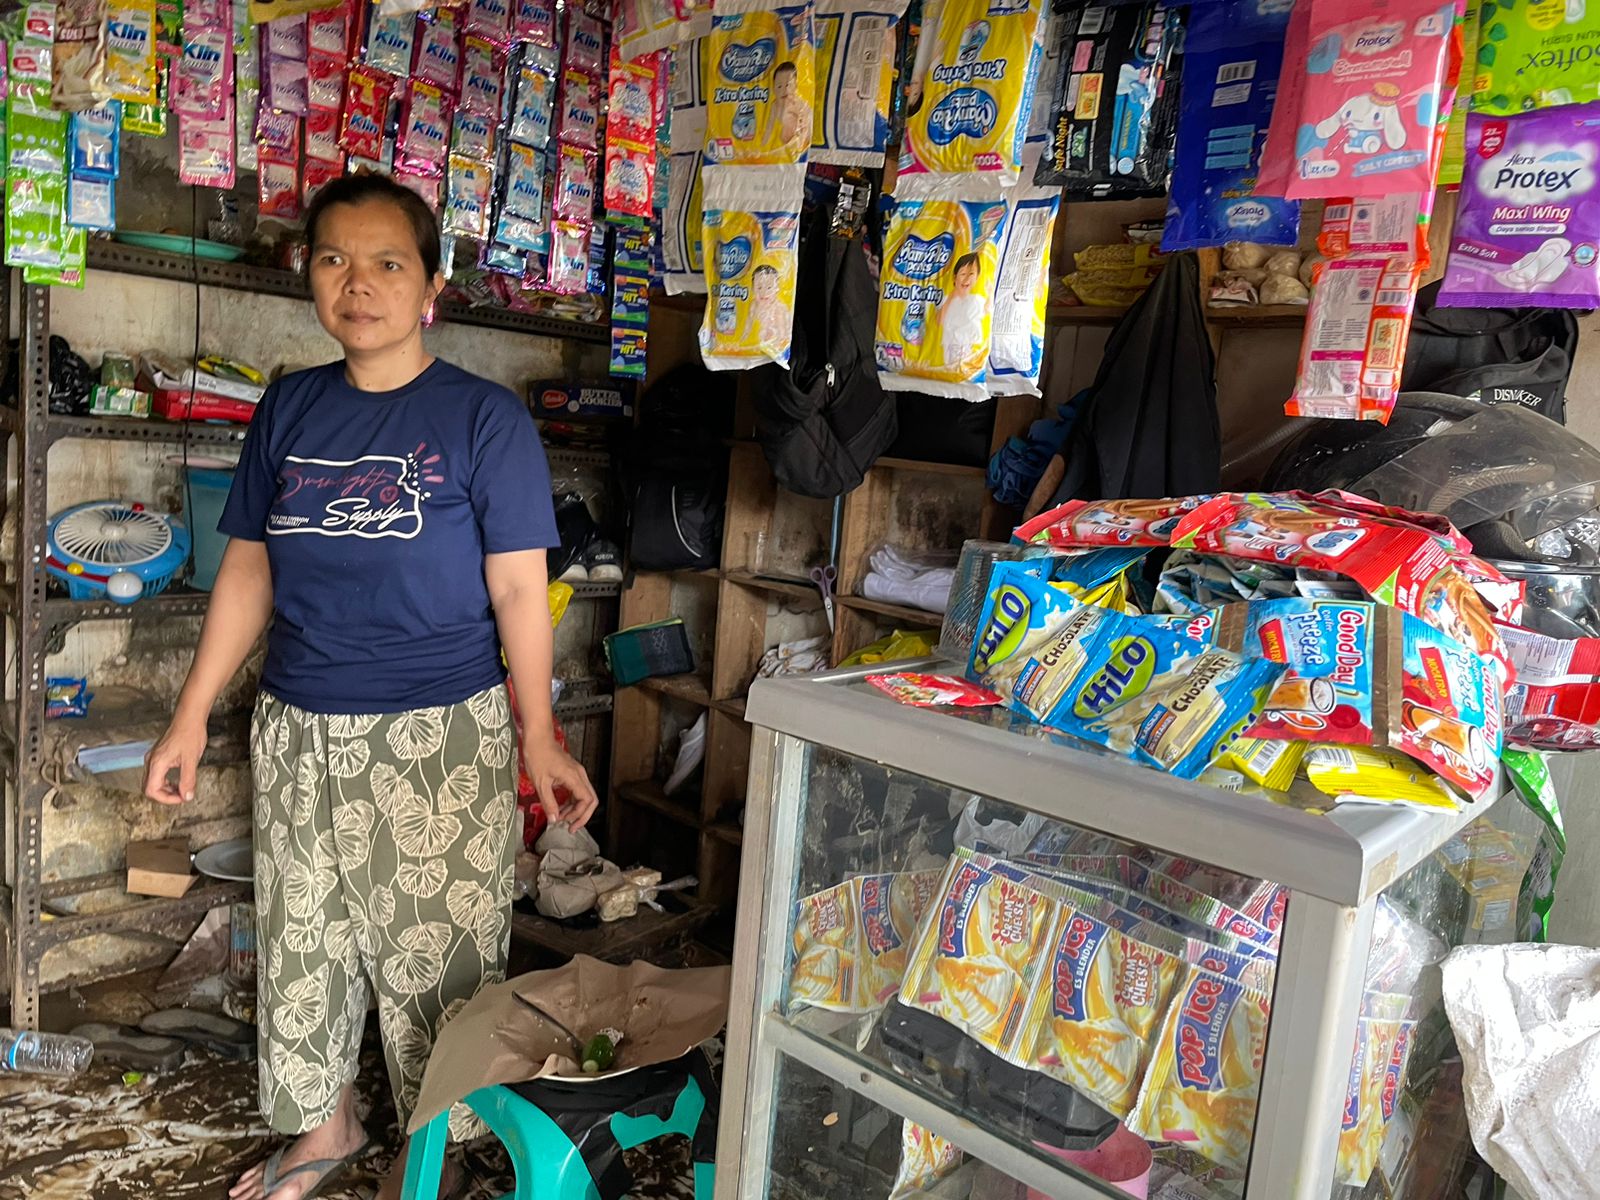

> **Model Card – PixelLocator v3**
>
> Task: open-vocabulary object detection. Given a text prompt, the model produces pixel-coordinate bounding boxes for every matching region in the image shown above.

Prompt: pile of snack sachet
[964,489,1530,812]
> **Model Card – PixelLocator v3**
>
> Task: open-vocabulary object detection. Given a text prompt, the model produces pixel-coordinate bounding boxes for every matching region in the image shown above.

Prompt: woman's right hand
[144,717,209,805]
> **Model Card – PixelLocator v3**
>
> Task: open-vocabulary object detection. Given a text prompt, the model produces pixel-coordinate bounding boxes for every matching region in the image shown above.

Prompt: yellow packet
[790,871,941,1012]
[547,581,573,630]
[900,856,1058,1058]
[860,870,943,1006]
[1435,3,1481,188]
[790,879,860,1011]
[1019,904,1186,1119]
[1222,736,1304,791]
[106,0,159,105]
[898,0,1044,187]
[1336,1017,1408,1187]
[1128,965,1271,1172]
[1303,745,1462,813]
[811,0,904,167]
[876,185,1008,399]
[704,0,815,168]
[888,1120,962,1200]
[699,174,801,371]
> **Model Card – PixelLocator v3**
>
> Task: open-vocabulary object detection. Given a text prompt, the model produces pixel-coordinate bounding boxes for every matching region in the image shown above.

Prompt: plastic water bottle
[0,1028,94,1078]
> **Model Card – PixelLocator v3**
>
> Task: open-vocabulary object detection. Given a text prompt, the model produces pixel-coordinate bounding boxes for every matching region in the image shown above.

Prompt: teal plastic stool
[401,1051,718,1200]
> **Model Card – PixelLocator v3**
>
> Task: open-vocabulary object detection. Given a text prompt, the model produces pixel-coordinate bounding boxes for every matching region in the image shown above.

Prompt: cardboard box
[126,837,196,898]
[529,381,632,420]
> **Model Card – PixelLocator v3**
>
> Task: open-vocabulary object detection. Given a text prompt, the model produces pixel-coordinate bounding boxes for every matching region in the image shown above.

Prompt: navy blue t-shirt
[219,358,559,715]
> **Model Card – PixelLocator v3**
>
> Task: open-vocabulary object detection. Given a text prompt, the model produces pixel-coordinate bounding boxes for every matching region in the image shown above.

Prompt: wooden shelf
[873,456,987,479]
[838,594,944,628]
[509,894,716,966]
[1205,304,1309,328]
[723,569,822,601]
[712,696,748,721]
[633,672,712,707]
[707,822,744,847]
[614,778,700,827]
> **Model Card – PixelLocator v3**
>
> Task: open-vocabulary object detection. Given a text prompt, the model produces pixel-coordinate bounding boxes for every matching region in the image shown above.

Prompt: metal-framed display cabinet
[2,256,621,1026]
[717,660,1512,1200]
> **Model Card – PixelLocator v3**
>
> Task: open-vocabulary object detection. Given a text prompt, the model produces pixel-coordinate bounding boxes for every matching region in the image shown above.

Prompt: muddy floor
[0,984,699,1200]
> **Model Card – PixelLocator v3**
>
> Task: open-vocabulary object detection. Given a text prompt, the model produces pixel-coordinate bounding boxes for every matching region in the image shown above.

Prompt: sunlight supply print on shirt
[811,0,906,165]
[267,448,448,540]
[876,184,1007,399]
[898,0,1045,190]
[703,0,816,168]
[1282,0,1459,199]
[699,174,801,370]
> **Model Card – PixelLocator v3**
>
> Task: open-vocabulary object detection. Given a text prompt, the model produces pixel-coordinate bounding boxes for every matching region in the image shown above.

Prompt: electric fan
[45,501,192,604]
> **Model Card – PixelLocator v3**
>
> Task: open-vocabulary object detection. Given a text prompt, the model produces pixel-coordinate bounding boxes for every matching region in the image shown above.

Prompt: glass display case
[716,660,1531,1200]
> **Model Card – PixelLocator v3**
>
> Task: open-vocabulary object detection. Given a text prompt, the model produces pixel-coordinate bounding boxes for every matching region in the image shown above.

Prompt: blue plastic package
[1162,0,1300,252]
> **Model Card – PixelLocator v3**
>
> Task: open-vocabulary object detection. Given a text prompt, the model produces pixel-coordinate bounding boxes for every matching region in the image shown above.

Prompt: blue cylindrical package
[1161,0,1300,252]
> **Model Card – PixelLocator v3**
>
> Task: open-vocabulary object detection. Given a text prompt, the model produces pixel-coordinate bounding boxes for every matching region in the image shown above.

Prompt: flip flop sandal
[262,1137,371,1200]
[137,1008,256,1061]
[69,1022,188,1072]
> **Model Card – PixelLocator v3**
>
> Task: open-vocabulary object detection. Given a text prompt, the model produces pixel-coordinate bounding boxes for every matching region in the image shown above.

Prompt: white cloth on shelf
[860,545,957,615]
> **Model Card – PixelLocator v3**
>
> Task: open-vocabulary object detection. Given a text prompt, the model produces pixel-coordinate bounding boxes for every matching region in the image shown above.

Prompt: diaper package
[703,0,815,168]
[898,0,1045,190]
[664,39,708,295]
[986,158,1059,397]
[876,183,1008,399]
[1163,0,1299,252]
[1438,103,1600,309]
[1282,0,1459,199]
[1035,1,1184,200]
[1472,0,1600,115]
[698,167,802,370]
[811,0,906,166]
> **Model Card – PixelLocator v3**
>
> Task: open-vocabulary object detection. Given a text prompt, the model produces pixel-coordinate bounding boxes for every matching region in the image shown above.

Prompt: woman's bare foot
[230,1086,368,1200]
[373,1140,462,1200]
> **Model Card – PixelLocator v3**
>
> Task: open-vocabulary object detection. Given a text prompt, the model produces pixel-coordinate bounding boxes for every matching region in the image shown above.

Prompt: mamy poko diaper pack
[1440,101,1600,307]
[699,174,802,369]
[1261,0,1461,199]
[703,0,816,168]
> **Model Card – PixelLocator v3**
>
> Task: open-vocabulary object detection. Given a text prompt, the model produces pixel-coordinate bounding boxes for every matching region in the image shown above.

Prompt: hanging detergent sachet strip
[1472,0,1600,115]
[1283,0,1458,200]
[987,148,1059,399]
[1439,103,1600,309]
[703,0,815,169]
[1035,2,1183,199]
[876,180,1008,400]
[899,0,1044,191]
[1162,0,1298,252]
[105,0,158,104]
[698,165,803,371]
[810,0,906,166]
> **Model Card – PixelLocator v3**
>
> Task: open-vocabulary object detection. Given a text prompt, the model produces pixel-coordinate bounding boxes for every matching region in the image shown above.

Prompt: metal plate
[193,838,253,882]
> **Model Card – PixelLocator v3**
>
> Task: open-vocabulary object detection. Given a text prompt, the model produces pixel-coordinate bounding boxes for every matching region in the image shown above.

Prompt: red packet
[866,673,1003,708]
[307,0,354,59]
[302,155,343,207]
[307,50,346,113]
[305,106,343,162]
[604,137,655,219]
[340,66,392,160]
[1016,497,1208,549]
[258,143,302,220]
[606,45,658,144]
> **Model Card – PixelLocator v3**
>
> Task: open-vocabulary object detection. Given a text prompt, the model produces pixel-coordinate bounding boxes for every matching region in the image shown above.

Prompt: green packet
[1473,0,1600,116]
[1438,3,1482,187]
[1501,746,1565,943]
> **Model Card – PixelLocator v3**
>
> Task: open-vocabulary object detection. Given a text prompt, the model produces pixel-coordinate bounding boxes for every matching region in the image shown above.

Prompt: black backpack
[1402,281,1580,423]
[624,365,734,572]
[750,210,897,499]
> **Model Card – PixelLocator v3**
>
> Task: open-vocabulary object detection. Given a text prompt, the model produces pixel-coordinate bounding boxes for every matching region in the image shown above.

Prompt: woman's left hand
[524,730,600,832]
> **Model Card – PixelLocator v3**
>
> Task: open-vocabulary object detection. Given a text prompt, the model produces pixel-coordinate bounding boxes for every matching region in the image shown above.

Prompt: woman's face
[309,198,442,357]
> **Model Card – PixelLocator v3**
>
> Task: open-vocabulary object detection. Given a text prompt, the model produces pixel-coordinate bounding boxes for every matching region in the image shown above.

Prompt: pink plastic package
[258,143,302,220]
[465,0,512,44]
[413,6,463,91]
[1282,0,1459,200]
[513,0,557,49]
[264,52,309,116]
[179,102,236,188]
[605,137,655,219]
[563,7,605,73]
[174,25,231,120]
[303,156,343,208]
[307,50,346,113]
[1255,0,1313,199]
[265,14,308,62]
[307,2,353,59]
[546,220,591,294]
[553,141,597,222]
[305,106,342,162]
[556,67,599,149]
[459,34,504,116]
[256,106,300,154]
[398,77,452,177]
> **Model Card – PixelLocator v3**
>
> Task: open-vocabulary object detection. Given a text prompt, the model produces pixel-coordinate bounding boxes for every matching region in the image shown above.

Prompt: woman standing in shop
[144,173,598,1200]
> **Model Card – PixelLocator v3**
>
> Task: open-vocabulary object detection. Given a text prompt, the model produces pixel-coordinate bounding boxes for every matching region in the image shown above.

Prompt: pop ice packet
[412,5,462,91]
[1015,496,1208,550]
[703,0,815,168]
[899,855,1059,1058]
[1283,0,1458,200]
[552,141,596,221]
[986,163,1058,399]
[106,0,157,104]
[698,166,801,370]
[1163,0,1300,252]
[899,0,1044,189]
[888,1122,963,1200]
[465,0,511,45]
[510,53,555,147]
[443,153,493,239]
[459,34,503,117]
[1439,104,1600,309]
[789,877,861,1011]
[1472,0,1600,115]
[1018,901,1185,1119]
[556,67,600,149]
[363,4,414,76]
[875,183,1008,399]
[1336,1018,1412,1187]
[867,672,1003,707]
[398,77,451,176]
[341,66,391,160]
[1128,965,1271,1172]
[810,0,904,167]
